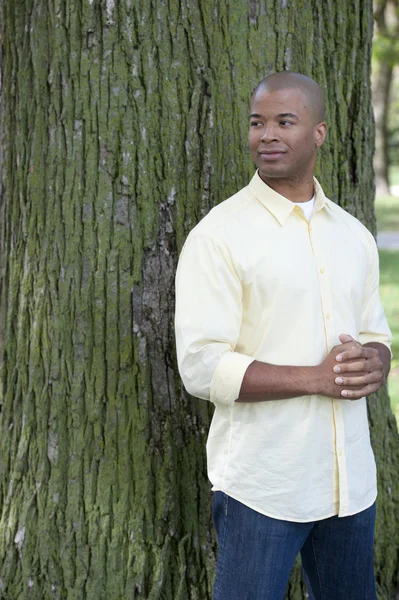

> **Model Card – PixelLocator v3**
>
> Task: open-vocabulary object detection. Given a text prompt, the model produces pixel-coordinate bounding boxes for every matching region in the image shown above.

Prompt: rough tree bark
[0,1,398,599]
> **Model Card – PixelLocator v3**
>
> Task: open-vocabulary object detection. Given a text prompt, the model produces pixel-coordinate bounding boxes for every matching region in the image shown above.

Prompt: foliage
[372,0,399,171]
[373,34,399,66]
[387,73,399,165]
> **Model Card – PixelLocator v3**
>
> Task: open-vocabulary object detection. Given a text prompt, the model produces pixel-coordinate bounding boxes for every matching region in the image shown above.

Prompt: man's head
[248,71,327,183]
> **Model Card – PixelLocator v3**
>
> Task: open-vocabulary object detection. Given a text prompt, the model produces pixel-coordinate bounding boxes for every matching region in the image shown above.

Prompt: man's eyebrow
[278,113,299,120]
[249,112,299,120]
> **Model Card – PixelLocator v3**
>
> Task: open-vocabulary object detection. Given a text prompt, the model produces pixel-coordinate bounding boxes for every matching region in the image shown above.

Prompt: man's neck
[259,173,315,203]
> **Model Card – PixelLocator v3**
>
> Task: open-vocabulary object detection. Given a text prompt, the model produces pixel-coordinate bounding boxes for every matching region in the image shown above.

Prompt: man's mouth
[258,150,286,160]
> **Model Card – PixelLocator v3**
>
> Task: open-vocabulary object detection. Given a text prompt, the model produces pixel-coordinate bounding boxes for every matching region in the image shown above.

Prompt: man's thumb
[339,333,355,344]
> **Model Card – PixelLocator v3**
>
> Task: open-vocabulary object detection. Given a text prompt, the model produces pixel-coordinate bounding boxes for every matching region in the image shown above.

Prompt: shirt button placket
[312,222,348,514]
[334,404,349,515]
[311,227,336,350]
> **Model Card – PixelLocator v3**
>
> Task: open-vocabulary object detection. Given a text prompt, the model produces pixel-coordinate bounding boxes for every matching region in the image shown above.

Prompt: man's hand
[331,334,388,400]
[314,336,366,399]
[315,333,389,400]
[238,334,390,404]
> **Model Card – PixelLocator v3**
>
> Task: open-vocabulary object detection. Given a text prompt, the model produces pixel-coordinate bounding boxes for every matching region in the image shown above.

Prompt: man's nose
[260,124,279,143]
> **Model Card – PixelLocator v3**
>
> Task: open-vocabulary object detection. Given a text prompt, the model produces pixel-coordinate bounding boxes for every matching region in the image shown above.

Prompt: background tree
[372,0,399,194]
[0,1,398,599]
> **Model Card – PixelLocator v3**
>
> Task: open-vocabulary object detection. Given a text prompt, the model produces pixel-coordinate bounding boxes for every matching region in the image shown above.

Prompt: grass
[375,195,399,232]
[389,165,399,186]
[376,167,399,422]
[375,166,399,421]
[374,166,399,232]
[378,250,399,423]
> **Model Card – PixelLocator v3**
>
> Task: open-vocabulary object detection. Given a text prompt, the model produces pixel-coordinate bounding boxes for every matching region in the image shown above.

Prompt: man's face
[248,87,326,182]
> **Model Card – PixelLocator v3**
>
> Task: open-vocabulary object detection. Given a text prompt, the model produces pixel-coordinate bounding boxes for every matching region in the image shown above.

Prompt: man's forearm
[237,338,352,402]
[238,360,318,402]
[238,339,391,403]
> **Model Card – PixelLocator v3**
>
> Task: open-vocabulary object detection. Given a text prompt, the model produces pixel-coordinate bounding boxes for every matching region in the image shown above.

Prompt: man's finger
[333,356,382,374]
[340,383,380,399]
[333,359,366,374]
[338,333,357,345]
[336,347,378,363]
[335,371,383,387]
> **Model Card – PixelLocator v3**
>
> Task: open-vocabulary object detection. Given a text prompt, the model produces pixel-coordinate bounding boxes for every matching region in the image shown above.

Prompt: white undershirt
[293,196,315,221]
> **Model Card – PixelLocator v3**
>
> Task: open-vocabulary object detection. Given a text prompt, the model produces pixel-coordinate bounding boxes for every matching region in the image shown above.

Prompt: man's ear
[314,122,328,148]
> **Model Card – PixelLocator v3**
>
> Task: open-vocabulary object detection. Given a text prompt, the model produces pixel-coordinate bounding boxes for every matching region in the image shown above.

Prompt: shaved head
[248,70,328,185]
[252,71,325,123]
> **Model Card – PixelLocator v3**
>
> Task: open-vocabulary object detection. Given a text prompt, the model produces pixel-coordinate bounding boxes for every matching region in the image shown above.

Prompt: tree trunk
[0,1,398,599]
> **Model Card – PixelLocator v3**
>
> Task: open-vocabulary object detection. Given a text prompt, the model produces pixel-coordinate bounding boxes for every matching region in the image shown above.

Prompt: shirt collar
[248,170,330,226]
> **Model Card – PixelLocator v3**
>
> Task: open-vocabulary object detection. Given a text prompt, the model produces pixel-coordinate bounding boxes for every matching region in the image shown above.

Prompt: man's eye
[250,121,261,127]
[280,120,293,126]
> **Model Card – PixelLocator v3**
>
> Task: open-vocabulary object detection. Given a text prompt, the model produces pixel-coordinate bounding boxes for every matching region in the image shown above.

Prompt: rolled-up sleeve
[174,233,255,405]
[359,236,393,353]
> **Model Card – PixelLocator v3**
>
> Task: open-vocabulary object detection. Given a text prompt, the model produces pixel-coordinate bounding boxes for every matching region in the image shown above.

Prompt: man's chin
[257,166,288,180]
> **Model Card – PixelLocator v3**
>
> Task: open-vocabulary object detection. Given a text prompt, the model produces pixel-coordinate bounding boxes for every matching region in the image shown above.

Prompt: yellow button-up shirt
[175,172,392,522]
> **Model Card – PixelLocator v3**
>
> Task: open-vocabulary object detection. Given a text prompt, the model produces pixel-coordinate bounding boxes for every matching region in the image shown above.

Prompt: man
[174,71,392,600]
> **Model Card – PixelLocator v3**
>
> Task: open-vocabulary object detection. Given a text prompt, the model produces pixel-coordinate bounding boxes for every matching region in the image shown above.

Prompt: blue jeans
[212,492,376,600]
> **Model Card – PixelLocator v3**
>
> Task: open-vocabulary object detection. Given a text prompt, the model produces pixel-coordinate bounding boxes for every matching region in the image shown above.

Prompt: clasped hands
[318,333,385,400]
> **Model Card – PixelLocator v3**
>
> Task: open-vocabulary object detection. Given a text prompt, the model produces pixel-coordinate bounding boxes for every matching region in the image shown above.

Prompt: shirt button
[334,403,340,410]
[319,267,325,274]
[338,449,343,457]
[326,313,331,320]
